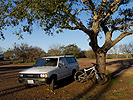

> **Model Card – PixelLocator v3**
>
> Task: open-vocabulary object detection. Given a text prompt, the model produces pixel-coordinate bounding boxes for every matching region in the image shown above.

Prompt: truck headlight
[19,74,23,77]
[40,74,48,78]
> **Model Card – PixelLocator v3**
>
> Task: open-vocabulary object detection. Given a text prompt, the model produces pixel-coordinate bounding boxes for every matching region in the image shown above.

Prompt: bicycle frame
[83,66,98,80]
[74,63,105,85]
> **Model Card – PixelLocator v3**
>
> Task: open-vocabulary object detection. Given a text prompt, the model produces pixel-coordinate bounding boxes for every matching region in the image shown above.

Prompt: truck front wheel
[25,84,30,88]
[50,78,55,91]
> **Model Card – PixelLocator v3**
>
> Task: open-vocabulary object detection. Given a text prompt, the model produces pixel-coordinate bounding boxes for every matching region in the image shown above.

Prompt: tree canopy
[1,0,132,41]
[60,44,81,58]
[0,0,133,72]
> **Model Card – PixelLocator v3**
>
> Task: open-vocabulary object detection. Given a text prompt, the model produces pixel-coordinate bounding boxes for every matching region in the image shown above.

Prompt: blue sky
[1,26,133,53]
[0,28,91,52]
[0,1,133,53]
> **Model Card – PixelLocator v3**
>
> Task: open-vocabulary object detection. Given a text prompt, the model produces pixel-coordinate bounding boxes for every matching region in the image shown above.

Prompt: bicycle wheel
[92,72,105,85]
[74,71,85,83]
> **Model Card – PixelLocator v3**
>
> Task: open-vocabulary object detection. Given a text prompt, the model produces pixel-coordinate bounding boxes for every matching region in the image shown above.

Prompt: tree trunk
[95,52,106,73]
[126,53,129,58]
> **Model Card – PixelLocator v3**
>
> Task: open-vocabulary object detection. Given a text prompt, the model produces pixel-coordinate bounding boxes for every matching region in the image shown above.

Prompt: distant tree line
[3,43,46,64]
[47,43,83,58]
[107,42,133,59]
[1,42,133,63]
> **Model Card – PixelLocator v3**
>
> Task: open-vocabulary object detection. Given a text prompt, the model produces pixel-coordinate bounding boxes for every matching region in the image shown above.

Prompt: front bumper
[18,77,51,85]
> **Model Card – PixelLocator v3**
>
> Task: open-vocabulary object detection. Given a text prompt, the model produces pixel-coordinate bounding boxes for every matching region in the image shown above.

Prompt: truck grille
[23,74,40,78]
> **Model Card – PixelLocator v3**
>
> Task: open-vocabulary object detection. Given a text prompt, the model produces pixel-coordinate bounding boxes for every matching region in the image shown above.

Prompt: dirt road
[0,59,133,100]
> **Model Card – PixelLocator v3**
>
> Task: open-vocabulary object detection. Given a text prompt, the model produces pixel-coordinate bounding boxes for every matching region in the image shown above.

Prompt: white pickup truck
[18,56,79,90]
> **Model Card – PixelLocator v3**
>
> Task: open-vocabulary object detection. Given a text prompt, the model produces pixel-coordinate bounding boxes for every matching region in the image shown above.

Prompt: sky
[1,26,133,53]
[0,1,133,53]
[0,28,91,52]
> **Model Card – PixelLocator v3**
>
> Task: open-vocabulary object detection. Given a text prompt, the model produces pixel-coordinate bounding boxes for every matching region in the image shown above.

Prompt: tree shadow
[0,84,39,98]
[0,65,34,97]
[72,59,133,100]
[0,64,35,98]
[0,60,13,66]
[55,76,75,89]
[0,65,32,71]
[108,59,133,78]
[0,85,25,97]
[0,65,32,75]
[1,59,133,99]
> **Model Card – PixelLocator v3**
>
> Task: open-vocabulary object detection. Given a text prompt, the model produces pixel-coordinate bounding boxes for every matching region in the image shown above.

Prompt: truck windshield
[34,58,58,67]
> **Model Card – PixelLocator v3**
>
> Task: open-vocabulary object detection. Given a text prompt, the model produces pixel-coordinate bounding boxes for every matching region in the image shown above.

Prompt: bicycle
[74,63,105,85]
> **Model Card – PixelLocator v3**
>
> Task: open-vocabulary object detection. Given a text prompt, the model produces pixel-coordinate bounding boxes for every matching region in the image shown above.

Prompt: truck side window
[59,58,65,65]
[66,57,72,63]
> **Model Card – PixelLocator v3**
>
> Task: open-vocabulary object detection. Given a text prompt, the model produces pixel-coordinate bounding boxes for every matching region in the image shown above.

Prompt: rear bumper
[18,77,51,85]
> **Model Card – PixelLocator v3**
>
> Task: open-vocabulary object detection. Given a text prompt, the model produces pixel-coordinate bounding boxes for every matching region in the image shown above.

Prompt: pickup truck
[18,56,79,90]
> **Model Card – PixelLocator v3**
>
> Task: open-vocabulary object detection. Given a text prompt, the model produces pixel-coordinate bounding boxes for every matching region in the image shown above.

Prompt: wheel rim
[74,71,85,83]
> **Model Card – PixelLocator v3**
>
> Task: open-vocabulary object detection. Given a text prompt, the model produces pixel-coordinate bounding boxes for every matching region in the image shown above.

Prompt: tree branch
[62,5,91,35]
[112,30,133,46]
[99,0,107,14]
[112,21,133,46]
[101,21,109,34]
[103,0,130,21]
[114,21,133,30]
[81,0,94,10]
[81,0,97,16]
[75,8,91,15]
[102,20,133,51]
[60,26,80,30]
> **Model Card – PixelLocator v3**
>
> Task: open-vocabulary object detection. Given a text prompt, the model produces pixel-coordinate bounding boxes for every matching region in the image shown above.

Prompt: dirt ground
[0,59,133,100]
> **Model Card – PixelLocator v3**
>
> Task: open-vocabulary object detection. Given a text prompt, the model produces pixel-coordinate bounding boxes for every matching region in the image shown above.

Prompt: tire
[50,78,55,91]
[92,72,105,85]
[25,84,30,88]
[71,70,76,80]
[74,71,85,83]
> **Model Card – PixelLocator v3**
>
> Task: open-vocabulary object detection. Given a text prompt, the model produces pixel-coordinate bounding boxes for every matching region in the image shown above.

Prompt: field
[0,59,133,100]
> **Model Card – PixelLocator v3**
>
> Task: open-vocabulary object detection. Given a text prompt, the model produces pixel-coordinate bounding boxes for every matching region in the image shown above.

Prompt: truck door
[57,57,69,79]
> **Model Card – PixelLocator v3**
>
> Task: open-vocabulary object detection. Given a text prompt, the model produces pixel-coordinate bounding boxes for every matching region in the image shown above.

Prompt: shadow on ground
[0,85,25,97]
[0,60,13,66]
[72,59,133,100]
[0,65,32,75]
[55,76,75,89]
[1,59,133,99]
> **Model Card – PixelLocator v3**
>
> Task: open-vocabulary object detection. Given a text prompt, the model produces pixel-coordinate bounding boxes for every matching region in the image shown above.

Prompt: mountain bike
[74,63,105,85]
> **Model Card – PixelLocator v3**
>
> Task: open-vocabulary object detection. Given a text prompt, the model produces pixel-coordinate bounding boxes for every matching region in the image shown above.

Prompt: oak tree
[0,0,133,72]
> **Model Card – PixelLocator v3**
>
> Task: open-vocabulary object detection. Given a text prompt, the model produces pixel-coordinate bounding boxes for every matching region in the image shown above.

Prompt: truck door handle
[65,67,67,68]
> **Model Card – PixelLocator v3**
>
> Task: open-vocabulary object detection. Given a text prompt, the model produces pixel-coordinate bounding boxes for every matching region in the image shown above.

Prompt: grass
[14,62,35,65]
[126,76,133,83]
[82,96,90,99]
[126,76,133,78]
[77,58,91,60]
[126,80,133,83]
[1,59,36,65]
[113,90,125,95]
[109,79,118,84]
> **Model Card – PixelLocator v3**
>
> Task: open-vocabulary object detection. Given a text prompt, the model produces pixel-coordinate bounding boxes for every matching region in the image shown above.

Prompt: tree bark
[95,51,106,73]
